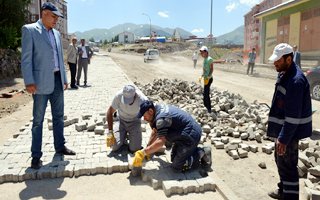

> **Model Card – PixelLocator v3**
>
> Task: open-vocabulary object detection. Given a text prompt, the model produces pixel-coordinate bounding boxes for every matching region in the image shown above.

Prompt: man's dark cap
[42,2,63,18]
[137,100,154,118]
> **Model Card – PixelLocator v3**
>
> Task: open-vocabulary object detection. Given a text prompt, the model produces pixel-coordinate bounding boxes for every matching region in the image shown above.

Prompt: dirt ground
[0,78,32,119]
[0,46,318,199]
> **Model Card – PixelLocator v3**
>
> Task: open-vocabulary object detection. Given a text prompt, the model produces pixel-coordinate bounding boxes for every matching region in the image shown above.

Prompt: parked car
[144,49,159,63]
[93,47,99,52]
[306,66,320,101]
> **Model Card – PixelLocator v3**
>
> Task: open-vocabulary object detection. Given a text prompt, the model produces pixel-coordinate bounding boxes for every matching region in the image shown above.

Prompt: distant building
[138,36,166,43]
[118,31,135,43]
[26,0,69,48]
[172,29,181,42]
[244,0,282,64]
[255,0,320,64]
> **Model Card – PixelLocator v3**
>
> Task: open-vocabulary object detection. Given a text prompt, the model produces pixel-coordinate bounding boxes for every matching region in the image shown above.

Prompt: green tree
[0,0,31,50]
[89,37,95,42]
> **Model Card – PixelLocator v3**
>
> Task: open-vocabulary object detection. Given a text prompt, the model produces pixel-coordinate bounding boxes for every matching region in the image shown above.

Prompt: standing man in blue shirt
[247,47,256,75]
[267,43,312,200]
[21,2,76,169]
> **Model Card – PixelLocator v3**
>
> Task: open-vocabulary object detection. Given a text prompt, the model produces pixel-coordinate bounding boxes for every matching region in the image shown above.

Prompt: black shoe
[268,189,283,199]
[31,157,42,169]
[71,85,78,89]
[57,147,76,155]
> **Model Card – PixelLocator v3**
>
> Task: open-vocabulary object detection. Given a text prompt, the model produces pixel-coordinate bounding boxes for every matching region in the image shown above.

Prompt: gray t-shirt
[111,88,148,121]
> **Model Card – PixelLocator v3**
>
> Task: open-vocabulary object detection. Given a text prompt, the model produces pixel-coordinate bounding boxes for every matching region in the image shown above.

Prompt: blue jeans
[31,72,65,158]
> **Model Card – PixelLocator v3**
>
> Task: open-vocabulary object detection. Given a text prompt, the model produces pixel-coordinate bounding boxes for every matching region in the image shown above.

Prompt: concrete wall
[264,19,277,63]
[289,12,301,46]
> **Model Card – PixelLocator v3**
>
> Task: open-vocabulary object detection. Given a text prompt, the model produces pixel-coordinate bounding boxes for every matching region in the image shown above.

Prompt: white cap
[199,46,208,52]
[122,85,136,104]
[268,43,293,62]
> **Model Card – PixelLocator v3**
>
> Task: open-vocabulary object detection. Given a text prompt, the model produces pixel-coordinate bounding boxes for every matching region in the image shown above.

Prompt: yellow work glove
[106,130,116,147]
[133,149,146,167]
[204,78,209,85]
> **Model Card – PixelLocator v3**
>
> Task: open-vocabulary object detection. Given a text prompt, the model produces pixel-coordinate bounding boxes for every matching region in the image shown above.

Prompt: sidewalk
[0,54,235,199]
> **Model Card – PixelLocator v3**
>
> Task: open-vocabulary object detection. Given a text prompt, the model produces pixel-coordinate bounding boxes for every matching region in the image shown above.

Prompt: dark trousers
[247,62,255,74]
[274,139,299,200]
[171,143,200,171]
[68,62,77,87]
[203,77,213,113]
[77,58,88,85]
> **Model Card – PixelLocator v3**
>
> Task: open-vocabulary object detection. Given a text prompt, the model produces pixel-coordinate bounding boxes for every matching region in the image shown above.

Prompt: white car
[144,49,159,62]
[93,47,99,52]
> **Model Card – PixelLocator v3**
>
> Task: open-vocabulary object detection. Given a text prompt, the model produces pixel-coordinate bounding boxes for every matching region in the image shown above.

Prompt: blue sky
[66,0,262,37]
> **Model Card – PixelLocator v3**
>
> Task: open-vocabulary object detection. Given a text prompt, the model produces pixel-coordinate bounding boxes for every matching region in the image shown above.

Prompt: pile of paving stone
[135,78,320,198]
[135,78,272,154]
[300,139,320,198]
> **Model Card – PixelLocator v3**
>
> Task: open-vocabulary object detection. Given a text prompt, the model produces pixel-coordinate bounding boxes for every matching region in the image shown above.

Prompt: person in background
[21,2,76,169]
[199,46,214,113]
[106,85,148,153]
[192,50,198,68]
[66,37,78,89]
[132,100,212,172]
[292,45,301,69]
[77,39,93,87]
[247,47,256,75]
[267,43,312,200]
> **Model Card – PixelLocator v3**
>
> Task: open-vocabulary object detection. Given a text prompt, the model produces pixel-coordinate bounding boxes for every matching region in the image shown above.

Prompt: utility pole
[210,0,213,45]
[142,13,152,43]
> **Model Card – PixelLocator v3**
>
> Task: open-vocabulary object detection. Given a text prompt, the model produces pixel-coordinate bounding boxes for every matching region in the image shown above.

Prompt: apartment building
[243,0,283,63]
[244,0,320,65]
[255,0,320,64]
[26,0,69,48]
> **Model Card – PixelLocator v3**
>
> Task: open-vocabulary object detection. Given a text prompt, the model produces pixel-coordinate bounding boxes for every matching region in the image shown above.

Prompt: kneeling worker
[133,100,212,172]
[106,85,148,153]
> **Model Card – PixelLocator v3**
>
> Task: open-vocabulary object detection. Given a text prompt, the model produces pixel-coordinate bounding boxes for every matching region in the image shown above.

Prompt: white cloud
[191,28,204,33]
[239,0,262,7]
[226,2,237,12]
[158,11,169,18]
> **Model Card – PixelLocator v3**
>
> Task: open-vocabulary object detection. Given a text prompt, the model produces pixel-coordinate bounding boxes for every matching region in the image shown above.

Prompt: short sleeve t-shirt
[203,56,213,79]
[111,89,148,121]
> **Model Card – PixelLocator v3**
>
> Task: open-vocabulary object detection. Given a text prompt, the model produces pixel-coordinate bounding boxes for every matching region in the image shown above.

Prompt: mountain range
[72,23,244,45]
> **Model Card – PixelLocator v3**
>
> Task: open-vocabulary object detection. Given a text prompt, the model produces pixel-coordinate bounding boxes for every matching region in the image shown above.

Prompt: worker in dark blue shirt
[267,43,312,200]
[133,100,212,172]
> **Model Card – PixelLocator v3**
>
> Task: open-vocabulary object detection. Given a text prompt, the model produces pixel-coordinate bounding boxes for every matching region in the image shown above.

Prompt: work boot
[268,189,283,199]
[200,145,212,170]
[31,157,42,169]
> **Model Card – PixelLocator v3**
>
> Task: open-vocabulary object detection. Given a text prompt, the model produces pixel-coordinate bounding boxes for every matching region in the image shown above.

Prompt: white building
[118,31,135,44]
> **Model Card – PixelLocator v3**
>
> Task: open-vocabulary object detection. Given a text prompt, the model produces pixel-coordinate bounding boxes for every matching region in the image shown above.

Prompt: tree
[89,37,95,42]
[0,0,31,50]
